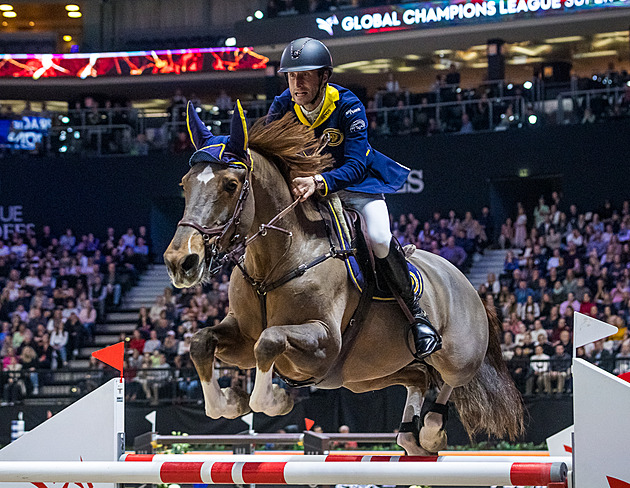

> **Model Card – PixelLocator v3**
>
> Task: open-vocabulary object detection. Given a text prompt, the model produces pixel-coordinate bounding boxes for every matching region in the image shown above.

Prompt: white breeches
[338,191,392,259]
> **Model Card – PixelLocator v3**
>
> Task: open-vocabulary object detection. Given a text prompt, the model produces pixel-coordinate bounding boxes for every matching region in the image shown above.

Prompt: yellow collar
[293,85,339,129]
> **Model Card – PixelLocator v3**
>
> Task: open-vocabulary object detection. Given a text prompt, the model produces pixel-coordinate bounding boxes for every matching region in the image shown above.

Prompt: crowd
[492,194,630,395]
[0,225,151,405]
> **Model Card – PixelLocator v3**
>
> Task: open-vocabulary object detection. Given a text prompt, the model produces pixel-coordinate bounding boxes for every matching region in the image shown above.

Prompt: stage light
[246,15,253,22]
[254,10,263,19]
[523,81,533,89]
[59,146,68,153]
[65,4,80,11]
[225,37,236,47]
[63,35,72,42]
[528,114,538,124]
[0,5,13,11]
[67,11,82,18]
[507,83,513,90]
[61,116,70,124]
[2,11,16,17]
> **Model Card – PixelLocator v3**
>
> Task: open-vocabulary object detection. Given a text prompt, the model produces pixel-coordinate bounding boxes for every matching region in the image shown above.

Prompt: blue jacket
[267,83,410,195]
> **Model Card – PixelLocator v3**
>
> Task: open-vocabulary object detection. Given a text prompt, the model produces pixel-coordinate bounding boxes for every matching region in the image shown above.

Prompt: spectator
[143,330,161,355]
[549,344,572,394]
[588,339,614,372]
[439,236,467,270]
[530,344,551,395]
[508,345,531,395]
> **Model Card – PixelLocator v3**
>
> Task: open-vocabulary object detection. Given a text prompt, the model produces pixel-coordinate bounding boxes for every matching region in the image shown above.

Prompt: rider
[267,37,441,360]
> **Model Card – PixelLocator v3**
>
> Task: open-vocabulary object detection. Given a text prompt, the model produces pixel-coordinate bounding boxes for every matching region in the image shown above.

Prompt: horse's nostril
[181,254,200,273]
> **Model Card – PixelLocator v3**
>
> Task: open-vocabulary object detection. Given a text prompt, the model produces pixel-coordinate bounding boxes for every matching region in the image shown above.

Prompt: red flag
[304,418,315,431]
[608,476,630,488]
[92,342,125,379]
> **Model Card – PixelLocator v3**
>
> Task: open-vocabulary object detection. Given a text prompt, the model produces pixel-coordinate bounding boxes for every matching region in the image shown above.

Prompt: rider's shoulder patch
[349,119,367,133]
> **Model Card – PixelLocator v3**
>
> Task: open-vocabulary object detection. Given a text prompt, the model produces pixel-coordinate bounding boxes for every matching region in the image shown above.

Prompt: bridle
[177,151,254,276]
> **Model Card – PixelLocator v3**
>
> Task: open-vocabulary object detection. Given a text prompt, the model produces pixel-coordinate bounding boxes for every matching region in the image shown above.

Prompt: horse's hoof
[419,427,448,454]
[205,387,251,419]
[396,432,432,456]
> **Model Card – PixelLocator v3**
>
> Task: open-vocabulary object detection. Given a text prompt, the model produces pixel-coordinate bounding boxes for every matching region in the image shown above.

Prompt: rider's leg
[339,192,441,360]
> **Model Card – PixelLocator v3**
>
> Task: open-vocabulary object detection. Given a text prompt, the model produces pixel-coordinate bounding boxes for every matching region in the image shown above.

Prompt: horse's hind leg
[418,384,453,453]
[397,383,453,455]
[190,314,256,419]
[249,320,339,416]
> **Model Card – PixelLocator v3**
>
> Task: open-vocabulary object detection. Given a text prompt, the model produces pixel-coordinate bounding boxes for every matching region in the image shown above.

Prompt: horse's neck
[244,156,326,280]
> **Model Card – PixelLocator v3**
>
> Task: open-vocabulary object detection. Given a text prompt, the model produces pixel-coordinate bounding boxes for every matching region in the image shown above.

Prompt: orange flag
[304,418,315,431]
[92,342,125,379]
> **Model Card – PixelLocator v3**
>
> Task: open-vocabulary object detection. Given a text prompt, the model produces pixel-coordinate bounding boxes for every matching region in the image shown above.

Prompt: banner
[0,116,51,151]
[237,0,629,43]
[0,47,268,79]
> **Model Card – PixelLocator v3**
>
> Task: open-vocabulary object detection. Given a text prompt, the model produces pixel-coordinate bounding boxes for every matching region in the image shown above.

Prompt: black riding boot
[378,239,442,360]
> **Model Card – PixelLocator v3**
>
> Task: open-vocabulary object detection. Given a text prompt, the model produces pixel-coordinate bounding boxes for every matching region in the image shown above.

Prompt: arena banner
[0,47,268,79]
[0,116,51,151]
[237,0,629,43]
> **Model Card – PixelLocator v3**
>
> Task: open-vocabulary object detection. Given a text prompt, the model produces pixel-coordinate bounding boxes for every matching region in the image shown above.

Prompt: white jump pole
[122,452,573,469]
[0,460,567,486]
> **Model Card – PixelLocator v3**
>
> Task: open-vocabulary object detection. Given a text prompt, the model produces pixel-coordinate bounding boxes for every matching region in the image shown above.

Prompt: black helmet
[278,38,333,73]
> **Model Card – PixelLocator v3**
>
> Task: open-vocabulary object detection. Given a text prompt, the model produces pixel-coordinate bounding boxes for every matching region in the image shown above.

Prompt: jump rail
[0,460,568,486]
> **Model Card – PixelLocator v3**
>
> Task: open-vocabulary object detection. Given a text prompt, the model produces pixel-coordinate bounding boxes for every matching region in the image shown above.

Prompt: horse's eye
[224,180,238,193]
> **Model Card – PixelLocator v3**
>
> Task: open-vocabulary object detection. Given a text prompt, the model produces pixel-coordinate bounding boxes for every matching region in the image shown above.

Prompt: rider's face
[288,70,325,110]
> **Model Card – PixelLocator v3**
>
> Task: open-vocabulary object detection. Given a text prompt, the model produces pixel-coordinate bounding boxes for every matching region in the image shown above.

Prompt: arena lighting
[59,146,68,153]
[2,11,16,17]
[627,80,630,87]
[67,11,81,17]
[67,127,73,132]
[225,37,236,47]
[507,83,513,89]
[254,10,264,19]
[246,15,253,22]
[65,4,80,11]
[63,35,72,42]
[59,132,67,141]
[74,131,80,139]
[61,116,70,124]
[523,81,533,89]
[0,4,12,11]
[528,114,538,124]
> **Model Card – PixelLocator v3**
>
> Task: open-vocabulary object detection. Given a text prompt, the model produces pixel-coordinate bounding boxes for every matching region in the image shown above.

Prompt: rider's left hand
[292,176,316,202]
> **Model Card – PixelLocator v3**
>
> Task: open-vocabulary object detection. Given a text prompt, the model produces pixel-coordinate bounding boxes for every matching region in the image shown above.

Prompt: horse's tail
[451,301,524,441]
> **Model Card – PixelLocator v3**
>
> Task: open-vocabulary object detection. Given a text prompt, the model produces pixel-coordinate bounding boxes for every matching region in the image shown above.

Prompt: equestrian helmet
[278,38,333,73]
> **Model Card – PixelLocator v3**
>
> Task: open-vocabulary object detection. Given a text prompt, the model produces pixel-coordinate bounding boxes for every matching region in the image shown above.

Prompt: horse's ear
[186,101,215,150]
[226,100,248,159]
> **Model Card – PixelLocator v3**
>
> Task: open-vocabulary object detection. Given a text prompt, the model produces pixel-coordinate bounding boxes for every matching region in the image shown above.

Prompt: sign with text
[0,116,52,151]
[0,205,36,240]
[237,0,629,43]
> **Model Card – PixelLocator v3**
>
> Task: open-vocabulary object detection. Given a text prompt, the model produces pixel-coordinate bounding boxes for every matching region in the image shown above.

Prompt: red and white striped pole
[0,460,568,486]
[122,452,572,468]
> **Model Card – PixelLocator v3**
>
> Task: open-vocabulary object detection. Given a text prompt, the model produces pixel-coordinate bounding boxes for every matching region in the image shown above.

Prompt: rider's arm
[319,100,369,195]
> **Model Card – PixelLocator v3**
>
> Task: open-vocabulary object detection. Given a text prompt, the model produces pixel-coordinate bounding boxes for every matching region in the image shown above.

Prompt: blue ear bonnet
[186,101,251,170]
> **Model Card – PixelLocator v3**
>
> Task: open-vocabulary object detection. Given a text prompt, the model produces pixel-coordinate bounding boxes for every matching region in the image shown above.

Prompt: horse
[163,101,523,454]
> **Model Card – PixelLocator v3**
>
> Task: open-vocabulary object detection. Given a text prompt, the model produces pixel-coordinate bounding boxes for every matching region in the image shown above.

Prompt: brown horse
[163,102,523,454]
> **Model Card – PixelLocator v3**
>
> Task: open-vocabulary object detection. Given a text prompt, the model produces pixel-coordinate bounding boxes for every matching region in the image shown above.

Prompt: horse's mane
[249,112,334,182]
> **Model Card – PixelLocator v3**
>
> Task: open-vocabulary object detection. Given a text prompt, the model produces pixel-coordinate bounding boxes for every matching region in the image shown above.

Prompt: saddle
[318,195,424,302]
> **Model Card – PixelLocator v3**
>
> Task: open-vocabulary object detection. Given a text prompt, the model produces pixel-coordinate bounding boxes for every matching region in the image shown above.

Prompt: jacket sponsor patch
[323,128,344,146]
[345,107,361,116]
[349,119,366,133]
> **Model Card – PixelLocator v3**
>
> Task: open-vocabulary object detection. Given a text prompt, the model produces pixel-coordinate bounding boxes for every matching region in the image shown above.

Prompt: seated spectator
[614,340,630,375]
[50,320,68,368]
[439,236,467,270]
[549,344,572,394]
[560,292,580,317]
[530,344,551,395]
[588,339,614,372]
[128,329,146,355]
[507,345,531,395]
[143,330,161,355]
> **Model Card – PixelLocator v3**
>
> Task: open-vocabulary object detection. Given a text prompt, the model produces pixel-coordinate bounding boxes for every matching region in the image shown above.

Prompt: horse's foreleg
[190,315,255,419]
[249,320,338,416]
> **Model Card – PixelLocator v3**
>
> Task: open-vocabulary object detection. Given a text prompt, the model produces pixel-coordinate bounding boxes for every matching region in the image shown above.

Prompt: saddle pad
[322,198,424,301]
